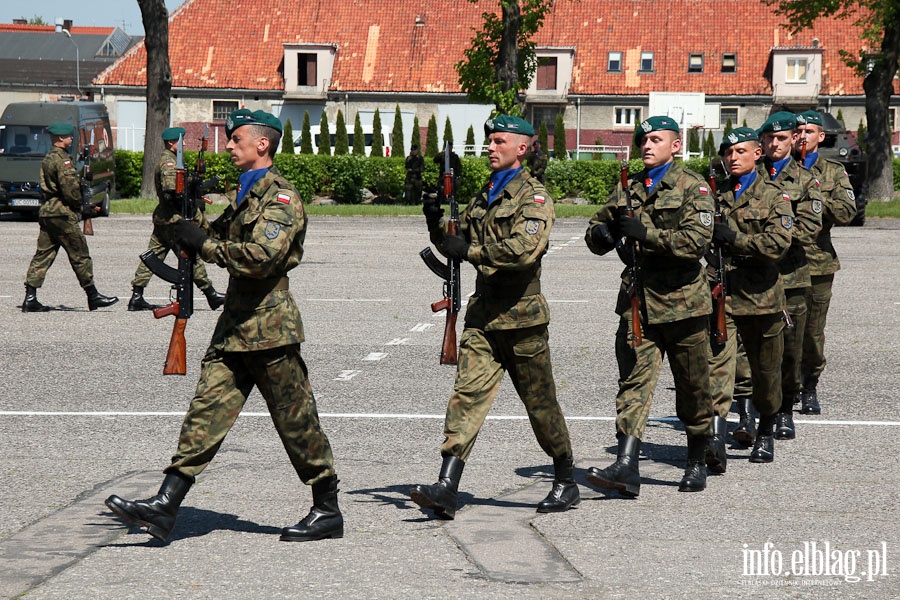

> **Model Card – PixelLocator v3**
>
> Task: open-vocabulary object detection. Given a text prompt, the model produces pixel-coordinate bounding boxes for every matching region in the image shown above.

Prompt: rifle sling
[474,281,541,299]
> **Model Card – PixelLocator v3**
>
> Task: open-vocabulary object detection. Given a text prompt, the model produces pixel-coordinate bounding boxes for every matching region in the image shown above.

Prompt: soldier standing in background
[105,109,342,544]
[794,110,857,415]
[434,144,462,204]
[526,140,548,183]
[584,116,714,496]
[22,121,118,312]
[403,143,424,204]
[127,126,225,311]
[410,115,579,519]
[757,112,822,440]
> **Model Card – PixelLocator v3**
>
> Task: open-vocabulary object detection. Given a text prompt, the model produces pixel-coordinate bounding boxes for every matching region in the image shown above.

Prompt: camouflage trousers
[404,179,423,204]
[782,286,810,402]
[709,309,754,419]
[25,215,93,288]
[801,274,834,380]
[733,312,784,417]
[614,315,713,439]
[131,229,213,289]
[165,344,335,485]
[440,325,572,462]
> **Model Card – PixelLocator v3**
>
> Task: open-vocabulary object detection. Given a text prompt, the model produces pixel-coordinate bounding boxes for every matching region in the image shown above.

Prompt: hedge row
[113,151,900,204]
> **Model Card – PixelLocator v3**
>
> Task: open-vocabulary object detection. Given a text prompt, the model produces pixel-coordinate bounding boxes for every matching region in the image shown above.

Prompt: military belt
[474,280,541,299]
[227,276,289,294]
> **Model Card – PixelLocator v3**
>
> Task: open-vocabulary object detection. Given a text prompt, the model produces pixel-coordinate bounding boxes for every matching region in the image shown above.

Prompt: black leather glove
[173,218,208,254]
[590,222,616,252]
[422,199,444,229]
[442,233,470,261]
[618,213,648,242]
[713,222,737,245]
[81,202,98,218]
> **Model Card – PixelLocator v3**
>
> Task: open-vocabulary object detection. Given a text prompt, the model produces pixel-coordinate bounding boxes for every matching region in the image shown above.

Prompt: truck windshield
[0,125,52,157]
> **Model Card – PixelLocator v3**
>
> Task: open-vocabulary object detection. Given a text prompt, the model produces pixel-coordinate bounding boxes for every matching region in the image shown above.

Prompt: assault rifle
[709,160,728,344]
[420,141,461,365]
[621,161,642,347]
[80,131,100,236]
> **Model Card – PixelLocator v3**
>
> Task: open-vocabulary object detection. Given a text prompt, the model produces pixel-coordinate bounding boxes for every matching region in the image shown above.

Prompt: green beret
[47,121,75,136]
[225,109,283,137]
[161,127,186,141]
[719,127,759,153]
[757,111,797,134]
[484,114,535,137]
[634,115,680,144]
[796,110,823,127]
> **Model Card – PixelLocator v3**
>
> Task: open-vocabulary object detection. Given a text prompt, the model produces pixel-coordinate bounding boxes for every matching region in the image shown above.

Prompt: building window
[720,107,739,129]
[615,107,641,127]
[786,57,808,83]
[890,107,897,130]
[639,52,654,72]
[536,57,558,90]
[532,106,561,134]
[688,53,704,73]
[722,53,737,73]
[212,101,239,121]
[98,41,116,57]
[608,51,622,72]
[298,53,318,86]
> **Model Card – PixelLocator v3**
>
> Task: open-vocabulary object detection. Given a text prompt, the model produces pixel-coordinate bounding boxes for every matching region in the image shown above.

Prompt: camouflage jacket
[806,156,857,275]
[526,151,548,182]
[431,169,553,331]
[716,172,792,316]
[762,157,823,289]
[585,161,714,324]
[198,166,306,352]
[38,146,82,218]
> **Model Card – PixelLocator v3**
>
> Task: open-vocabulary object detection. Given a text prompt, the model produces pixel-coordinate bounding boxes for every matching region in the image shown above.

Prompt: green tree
[425,115,439,158]
[318,113,331,155]
[465,125,476,155]
[334,110,349,155]
[391,104,405,158]
[723,118,734,136]
[705,131,716,157]
[352,113,365,155]
[281,118,295,154]
[538,120,549,152]
[442,117,454,150]
[836,108,846,126]
[857,118,868,153]
[553,113,567,160]
[689,128,701,154]
[26,15,47,25]
[371,108,384,157]
[411,115,422,153]
[300,111,314,154]
[766,0,899,200]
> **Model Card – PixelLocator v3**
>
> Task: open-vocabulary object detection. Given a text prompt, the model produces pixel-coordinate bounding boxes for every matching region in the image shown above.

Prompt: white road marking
[333,370,361,381]
[410,323,435,332]
[385,338,409,346]
[362,352,388,361]
[305,298,392,302]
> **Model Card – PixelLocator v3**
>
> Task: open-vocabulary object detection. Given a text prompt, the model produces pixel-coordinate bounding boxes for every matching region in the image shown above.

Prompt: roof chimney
[63,19,73,32]
[13,18,26,25]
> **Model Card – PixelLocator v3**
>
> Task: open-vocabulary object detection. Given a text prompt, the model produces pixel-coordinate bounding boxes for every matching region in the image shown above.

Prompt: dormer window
[283,44,336,98]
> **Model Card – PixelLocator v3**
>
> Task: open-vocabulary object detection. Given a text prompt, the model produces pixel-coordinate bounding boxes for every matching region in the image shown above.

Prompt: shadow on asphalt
[99,507,281,545]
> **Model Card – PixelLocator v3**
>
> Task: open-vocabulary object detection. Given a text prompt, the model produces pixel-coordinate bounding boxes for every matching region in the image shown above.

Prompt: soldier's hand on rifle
[442,233,469,261]
[173,218,208,254]
[81,202,98,218]
[618,213,648,242]
[713,222,737,245]
[590,222,617,252]
[422,198,444,229]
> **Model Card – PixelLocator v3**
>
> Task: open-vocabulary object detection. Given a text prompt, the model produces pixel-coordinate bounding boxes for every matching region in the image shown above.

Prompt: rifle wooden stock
[621,161,643,347]
[711,283,727,344]
[629,291,642,347]
[82,217,94,236]
[708,161,728,343]
[153,301,180,319]
[162,318,188,376]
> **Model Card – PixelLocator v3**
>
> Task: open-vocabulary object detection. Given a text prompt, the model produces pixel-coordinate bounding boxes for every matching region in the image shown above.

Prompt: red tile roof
[95,0,885,96]
[0,23,115,35]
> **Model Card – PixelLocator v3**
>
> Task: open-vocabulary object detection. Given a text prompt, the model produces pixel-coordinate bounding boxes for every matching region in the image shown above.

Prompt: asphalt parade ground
[0,213,898,599]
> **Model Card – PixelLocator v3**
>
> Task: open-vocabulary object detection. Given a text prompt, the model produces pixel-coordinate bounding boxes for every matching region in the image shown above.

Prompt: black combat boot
[536,455,581,513]
[409,455,465,519]
[127,285,159,311]
[800,375,821,415]
[679,436,709,492]
[775,396,796,440]
[85,284,119,310]
[280,476,344,542]
[732,396,756,447]
[202,286,225,310]
[749,414,776,463]
[22,284,50,312]
[104,471,193,542]
[705,416,728,474]
[585,435,641,497]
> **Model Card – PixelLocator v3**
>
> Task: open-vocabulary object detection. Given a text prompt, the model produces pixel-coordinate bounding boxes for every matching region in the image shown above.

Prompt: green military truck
[0,101,115,216]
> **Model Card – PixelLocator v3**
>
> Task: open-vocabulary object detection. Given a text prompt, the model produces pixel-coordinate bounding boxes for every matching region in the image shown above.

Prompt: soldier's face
[794,125,825,154]
[760,130,796,161]
[226,127,266,171]
[487,132,528,172]
[724,141,762,176]
[54,134,73,150]
[639,131,680,169]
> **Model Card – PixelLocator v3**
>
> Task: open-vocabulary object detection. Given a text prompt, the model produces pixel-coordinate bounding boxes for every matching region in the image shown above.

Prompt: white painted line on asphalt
[305,298,392,302]
[362,352,388,361]
[410,323,435,332]
[333,370,361,381]
[385,337,409,345]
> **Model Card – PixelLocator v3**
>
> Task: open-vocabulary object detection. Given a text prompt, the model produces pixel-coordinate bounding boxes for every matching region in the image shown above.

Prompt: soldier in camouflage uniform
[758,112,823,440]
[708,127,792,463]
[106,109,342,544]
[22,121,118,312]
[526,140,548,183]
[584,116,715,496]
[794,110,857,415]
[127,127,225,312]
[410,115,579,519]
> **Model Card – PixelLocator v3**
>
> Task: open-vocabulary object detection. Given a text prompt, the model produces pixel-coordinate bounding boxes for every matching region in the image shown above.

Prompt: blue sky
[0,0,186,35]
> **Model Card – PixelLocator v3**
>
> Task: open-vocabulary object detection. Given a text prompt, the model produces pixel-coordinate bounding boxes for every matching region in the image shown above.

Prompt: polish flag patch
[276,193,291,204]
[533,195,545,204]
[782,193,791,202]
[63,160,71,166]
[699,185,709,195]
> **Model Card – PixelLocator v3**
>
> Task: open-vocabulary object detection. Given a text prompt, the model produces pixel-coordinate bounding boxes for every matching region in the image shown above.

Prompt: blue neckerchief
[803,151,818,170]
[236,167,269,206]
[768,156,791,180]
[488,167,522,206]
[644,161,673,194]
[733,171,757,201]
